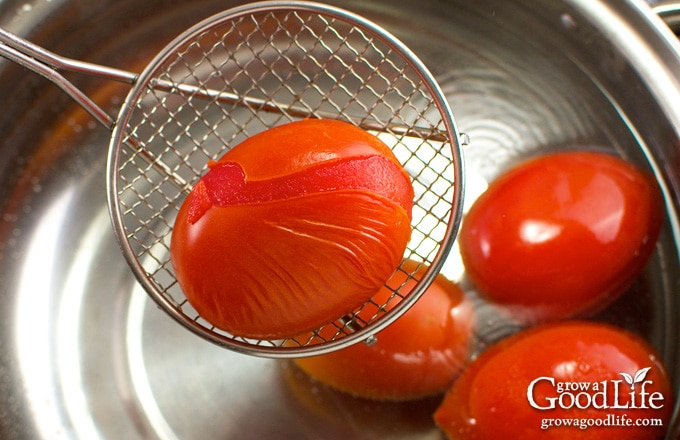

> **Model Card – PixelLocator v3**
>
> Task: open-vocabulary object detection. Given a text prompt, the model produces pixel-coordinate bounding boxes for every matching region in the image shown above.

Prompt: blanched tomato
[459,151,663,324]
[170,119,414,339]
[293,260,475,401]
[434,321,673,439]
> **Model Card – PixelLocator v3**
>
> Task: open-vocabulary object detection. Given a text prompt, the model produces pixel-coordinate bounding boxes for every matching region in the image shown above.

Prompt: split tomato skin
[434,321,673,439]
[170,119,414,339]
[293,260,475,401]
[220,118,405,181]
[459,151,663,323]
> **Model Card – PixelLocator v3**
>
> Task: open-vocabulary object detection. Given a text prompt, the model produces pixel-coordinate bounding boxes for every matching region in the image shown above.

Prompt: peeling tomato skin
[221,118,405,180]
[185,180,212,224]
[459,151,663,323]
[191,155,413,221]
[171,119,414,339]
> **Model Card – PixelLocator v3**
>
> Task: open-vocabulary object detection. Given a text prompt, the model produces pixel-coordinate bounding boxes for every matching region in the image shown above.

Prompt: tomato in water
[170,119,414,339]
[459,151,663,324]
[434,321,673,439]
[293,260,475,401]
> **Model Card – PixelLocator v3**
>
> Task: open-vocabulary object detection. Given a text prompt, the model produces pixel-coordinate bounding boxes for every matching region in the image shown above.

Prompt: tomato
[293,260,475,401]
[459,151,663,324]
[434,321,673,439]
[170,119,414,339]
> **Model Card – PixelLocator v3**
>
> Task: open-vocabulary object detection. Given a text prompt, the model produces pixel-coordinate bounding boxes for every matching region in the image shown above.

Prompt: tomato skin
[434,322,673,439]
[220,118,405,181]
[170,119,414,339]
[172,191,411,338]
[459,151,663,323]
[293,260,475,401]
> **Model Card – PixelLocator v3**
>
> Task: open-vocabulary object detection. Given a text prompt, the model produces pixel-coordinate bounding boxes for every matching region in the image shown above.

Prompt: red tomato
[293,260,475,401]
[434,321,673,439]
[170,119,414,339]
[459,151,663,323]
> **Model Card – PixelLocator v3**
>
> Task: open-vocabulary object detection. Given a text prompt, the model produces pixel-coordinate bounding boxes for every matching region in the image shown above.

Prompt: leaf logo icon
[620,367,651,389]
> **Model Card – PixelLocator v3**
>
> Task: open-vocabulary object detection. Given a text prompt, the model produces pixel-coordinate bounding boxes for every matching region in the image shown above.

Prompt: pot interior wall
[0,0,678,438]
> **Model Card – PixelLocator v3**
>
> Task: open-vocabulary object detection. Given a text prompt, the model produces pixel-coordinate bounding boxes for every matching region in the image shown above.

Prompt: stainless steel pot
[1,0,680,438]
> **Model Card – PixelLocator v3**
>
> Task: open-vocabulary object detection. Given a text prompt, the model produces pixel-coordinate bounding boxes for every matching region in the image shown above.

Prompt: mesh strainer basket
[0,1,465,357]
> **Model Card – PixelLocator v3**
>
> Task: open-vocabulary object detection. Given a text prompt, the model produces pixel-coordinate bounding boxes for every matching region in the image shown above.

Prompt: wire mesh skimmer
[0,1,465,357]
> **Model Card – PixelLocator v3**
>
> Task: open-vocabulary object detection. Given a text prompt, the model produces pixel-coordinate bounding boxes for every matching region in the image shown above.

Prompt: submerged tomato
[434,322,673,439]
[171,119,414,339]
[293,260,475,401]
[459,151,663,323]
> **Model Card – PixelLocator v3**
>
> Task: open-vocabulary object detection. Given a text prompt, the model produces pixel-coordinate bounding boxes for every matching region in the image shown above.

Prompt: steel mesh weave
[109,3,461,357]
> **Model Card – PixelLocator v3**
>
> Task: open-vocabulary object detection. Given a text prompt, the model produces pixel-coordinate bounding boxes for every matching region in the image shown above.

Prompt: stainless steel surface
[1,0,680,438]
[655,1,680,33]
[0,1,464,357]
